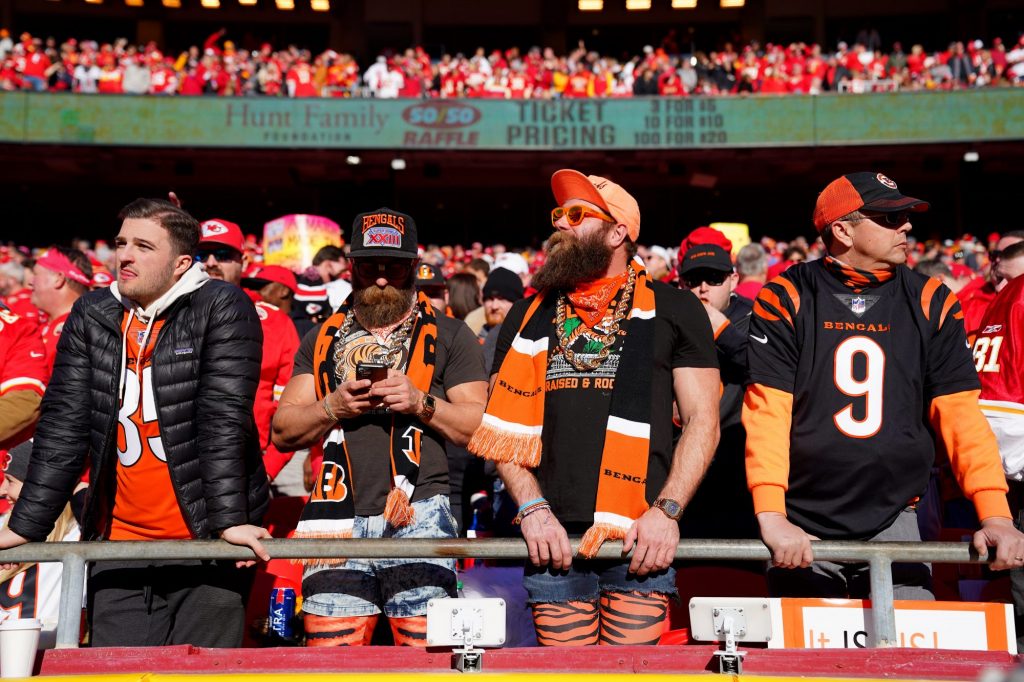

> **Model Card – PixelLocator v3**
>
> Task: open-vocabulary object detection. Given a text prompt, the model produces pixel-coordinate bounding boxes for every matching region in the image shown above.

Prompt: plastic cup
[0,618,41,678]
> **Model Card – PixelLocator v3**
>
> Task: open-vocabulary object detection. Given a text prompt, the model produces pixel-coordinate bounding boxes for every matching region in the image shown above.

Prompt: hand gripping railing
[0,538,992,650]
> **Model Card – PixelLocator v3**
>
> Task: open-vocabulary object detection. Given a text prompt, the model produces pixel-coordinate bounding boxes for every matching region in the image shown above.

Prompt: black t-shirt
[492,281,718,526]
[294,312,487,515]
[747,260,980,539]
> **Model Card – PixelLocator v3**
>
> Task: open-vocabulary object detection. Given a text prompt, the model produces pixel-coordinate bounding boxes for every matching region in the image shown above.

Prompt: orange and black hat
[414,263,445,288]
[350,207,418,259]
[813,172,929,232]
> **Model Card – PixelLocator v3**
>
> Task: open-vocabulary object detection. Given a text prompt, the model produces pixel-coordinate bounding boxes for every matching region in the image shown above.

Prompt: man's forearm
[272,401,334,451]
[497,462,545,507]
[659,409,719,506]
[424,398,484,447]
[0,390,42,446]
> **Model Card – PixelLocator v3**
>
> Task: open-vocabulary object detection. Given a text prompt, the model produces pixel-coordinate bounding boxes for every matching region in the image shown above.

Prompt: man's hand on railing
[757,512,818,569]
[0,527,29,570]
[623,507,680,576]
[219,524,272,568]
[520,508,572,571]
[973,517,1024,571]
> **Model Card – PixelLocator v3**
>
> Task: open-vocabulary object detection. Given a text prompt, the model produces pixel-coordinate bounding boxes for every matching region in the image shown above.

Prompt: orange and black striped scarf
[295,292,437,564]
[468,259,656,558]
[822,255,895,293]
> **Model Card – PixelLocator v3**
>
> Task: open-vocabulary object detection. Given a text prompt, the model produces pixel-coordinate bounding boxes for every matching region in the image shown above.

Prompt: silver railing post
[868,554,897,647]
[55,552,86,649]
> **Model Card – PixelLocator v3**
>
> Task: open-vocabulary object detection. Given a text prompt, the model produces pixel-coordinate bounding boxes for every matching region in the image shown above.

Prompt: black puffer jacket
[10,277,270,542]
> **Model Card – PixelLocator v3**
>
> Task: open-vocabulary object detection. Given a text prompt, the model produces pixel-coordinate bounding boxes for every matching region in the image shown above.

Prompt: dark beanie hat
[3,440,33,482]
[482,267,525,302]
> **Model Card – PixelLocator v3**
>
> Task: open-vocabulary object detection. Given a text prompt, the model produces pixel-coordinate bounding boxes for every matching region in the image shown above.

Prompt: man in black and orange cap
[743,171,1024,605]
[273,207,487,648]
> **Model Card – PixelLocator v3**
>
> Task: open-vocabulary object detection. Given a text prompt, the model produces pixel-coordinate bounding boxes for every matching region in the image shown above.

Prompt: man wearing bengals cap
[744,171,1024,602]
[470,170,720,646]
[30,246,93,372]
[199,220,301,484]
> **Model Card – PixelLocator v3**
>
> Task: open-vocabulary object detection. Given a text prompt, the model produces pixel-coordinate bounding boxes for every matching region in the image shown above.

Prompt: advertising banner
[262,214,342,270]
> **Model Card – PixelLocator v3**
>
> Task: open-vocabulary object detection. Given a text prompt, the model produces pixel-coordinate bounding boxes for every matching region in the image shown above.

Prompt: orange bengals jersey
[109,313,192,541]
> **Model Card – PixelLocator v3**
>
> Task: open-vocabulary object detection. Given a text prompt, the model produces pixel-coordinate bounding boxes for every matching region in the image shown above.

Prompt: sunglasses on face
[353,260,413,280]
[860,211,911,228]
[551,205,616,228]
[194,247,241,263]
[682,271,730,289]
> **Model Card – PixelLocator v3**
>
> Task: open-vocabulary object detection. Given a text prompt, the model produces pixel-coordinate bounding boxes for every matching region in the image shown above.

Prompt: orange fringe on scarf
[384,488,415,527]
[466,425,542,467]
[577,523,626,559]
[290,529,353,567]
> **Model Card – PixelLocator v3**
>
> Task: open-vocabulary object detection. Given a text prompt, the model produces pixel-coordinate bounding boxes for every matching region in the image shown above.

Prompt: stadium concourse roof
[34,643,1020,679]
[1,138,1021,247]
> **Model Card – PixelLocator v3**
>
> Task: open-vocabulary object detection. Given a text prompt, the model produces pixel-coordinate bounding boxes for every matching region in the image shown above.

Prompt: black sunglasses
[353,260,414,280]
[195,247,241,263]
[860,211,911,228]
[682,271,730,289]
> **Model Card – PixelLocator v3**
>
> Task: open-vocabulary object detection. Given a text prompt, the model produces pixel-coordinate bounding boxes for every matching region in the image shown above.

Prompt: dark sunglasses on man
[859,211,911,228]
[194,247,241,263]
[681,270,730,289]
[353,259,414,281]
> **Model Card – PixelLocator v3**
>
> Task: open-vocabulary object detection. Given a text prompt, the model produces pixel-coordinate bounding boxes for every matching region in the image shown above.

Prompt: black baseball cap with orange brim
[813,172,929,232]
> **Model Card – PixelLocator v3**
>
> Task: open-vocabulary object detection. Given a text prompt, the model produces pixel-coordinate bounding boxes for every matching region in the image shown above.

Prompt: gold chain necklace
[555,266,635,372]
[332,308,417,384]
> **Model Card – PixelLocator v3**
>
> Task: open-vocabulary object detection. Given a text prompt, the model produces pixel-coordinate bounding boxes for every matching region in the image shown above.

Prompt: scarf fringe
[290,529,352,567]
[576,523,627,559]
[384,488,415,527]
[467,423,542,467]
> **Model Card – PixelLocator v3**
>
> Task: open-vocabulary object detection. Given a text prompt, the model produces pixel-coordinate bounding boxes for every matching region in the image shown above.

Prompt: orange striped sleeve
[742,383,793,515]
[713,319,730,340]
[775,276,801,317]
[920,277,942,321]
[929,390,1011,521]
[938,291,959,330]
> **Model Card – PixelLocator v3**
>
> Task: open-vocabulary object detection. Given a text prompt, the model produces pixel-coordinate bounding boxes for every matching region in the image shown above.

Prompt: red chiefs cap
[36,249,91,286]
[681,226,733,254]
[241,265,298,294]
[813,172,929,232]
[199,219,245,253]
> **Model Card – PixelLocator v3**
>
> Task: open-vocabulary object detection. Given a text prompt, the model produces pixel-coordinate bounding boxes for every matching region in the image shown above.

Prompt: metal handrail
[0,538,992,651]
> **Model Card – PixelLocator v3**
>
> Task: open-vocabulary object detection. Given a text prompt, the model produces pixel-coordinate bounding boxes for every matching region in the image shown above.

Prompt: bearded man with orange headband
[469,170,720,646]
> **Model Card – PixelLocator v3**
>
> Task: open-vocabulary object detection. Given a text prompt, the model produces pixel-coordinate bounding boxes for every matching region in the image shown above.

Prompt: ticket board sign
[769,598,1016,654]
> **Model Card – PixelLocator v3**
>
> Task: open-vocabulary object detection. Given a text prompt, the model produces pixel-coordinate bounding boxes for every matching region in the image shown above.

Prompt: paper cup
[0,618,41,678]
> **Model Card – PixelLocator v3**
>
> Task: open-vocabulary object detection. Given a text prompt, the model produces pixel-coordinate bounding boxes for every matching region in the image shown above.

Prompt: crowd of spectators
[1,25,1023,98]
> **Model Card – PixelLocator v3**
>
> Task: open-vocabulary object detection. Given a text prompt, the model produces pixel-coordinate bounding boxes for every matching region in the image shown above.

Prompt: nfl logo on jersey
[851,297,866,315]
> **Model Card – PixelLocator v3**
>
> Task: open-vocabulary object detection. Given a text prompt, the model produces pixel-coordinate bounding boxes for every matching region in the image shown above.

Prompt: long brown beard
[353,285,415,329]
[531,227,613,292]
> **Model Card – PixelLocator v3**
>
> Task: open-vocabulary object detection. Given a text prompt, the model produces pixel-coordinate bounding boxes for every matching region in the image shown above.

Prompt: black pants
[88,560,252,647]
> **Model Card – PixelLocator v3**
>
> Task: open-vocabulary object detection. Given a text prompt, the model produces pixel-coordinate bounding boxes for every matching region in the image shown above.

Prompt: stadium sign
[1,91,1021,150]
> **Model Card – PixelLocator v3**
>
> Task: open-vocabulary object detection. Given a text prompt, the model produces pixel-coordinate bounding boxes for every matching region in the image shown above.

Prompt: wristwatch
[653,497,684,521]
[418,392,437,421]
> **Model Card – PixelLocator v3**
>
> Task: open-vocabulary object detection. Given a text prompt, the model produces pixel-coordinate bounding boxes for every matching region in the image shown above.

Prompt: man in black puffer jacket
[0,198,271,647]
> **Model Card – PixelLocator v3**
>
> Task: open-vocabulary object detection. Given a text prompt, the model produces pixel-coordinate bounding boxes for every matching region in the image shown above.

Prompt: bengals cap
[813,172,929,232]
[414,263,445,288]
[551,169,641,242]
[349,208,418,259]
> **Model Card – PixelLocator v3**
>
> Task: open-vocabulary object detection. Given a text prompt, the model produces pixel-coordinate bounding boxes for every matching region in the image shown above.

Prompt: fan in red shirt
[286,59,319,98]
[30,247,93,372]
[563,65,593,98]
[1,260,42,326]
[197,220,300,482]
[962,231,1024,342]
[0,300,48,453]
[97,54,123,94]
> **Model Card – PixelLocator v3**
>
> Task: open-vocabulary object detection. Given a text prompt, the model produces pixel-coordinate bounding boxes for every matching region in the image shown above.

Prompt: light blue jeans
[302,494,458,618]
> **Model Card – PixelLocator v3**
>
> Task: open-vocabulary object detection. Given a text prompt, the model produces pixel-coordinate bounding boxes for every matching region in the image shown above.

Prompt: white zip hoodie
[110,262,209,402]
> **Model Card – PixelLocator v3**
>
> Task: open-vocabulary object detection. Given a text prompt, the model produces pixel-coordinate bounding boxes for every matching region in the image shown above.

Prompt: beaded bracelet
[517,497,547,514]
[322,398,338,423]
[513,502,551,525]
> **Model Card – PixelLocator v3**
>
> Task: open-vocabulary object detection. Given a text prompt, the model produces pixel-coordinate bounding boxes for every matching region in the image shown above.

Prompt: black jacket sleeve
[195,285,263,534]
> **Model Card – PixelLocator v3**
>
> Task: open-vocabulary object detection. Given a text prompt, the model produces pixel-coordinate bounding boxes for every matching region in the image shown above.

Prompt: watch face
[659,498,682,519]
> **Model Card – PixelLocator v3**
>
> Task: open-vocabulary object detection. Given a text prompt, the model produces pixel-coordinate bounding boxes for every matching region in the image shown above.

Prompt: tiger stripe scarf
[294,291,437,566]
[468,258,655,558]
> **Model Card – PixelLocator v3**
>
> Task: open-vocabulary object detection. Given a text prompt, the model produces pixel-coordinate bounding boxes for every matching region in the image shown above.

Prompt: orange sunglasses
[551,205,616,227]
